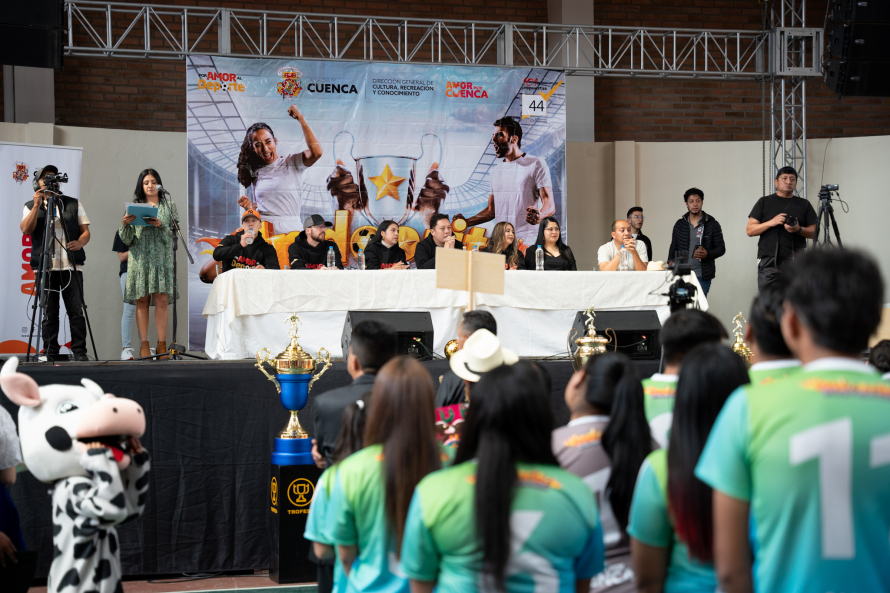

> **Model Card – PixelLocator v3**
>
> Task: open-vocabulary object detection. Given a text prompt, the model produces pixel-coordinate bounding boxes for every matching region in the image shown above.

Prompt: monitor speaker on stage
[825,0,890,97]
[570,310,662,361]
[0,0,64,69]
[342,311,434,360]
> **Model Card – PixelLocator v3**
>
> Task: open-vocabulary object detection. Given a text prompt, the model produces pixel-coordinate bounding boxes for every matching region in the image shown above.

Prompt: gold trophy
[256,314,332,465]
[567,305,616,371]
[730,312,753,365]
[444,339,460,360]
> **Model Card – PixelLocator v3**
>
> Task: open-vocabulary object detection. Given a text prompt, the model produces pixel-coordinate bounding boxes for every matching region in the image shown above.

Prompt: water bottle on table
[358,248,366,270]
[327,246,336,269]
[535,245,544,271]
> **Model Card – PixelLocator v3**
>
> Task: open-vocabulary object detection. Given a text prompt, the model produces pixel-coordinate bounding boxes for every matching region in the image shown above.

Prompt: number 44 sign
[521,94,547,117]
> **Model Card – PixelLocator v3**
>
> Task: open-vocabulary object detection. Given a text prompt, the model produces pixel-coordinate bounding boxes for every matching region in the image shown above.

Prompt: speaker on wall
[0,0,64,69]
[824,0,890,97]
[341,311,434,360]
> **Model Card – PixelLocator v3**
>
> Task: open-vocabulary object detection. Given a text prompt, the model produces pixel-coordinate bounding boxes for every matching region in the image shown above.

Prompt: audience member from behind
[212,209,280,272]
[481,221,525,270]
[868,339,890,381]
[554,353,654,593]
[644,310,727,448]
[363,220,409,270]
[447,328,519,406]
[327,357,442,591]
[0,405,25,568]
[697,248,888,593]
[525,216,577,270]
[305,397,368,593]
[629,344,749,593]
[403,362,605,592]
[745,279,800,384]
[436,311,498,408]
[312,320,396,468]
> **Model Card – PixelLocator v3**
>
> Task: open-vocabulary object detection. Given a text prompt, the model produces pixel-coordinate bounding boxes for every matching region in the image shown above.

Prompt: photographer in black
[746,166,816,289]
[20,165,91,361]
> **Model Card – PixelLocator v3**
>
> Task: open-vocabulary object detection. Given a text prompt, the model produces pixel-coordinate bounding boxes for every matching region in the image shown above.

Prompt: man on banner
[20,165,91,362]
[453,116,555,249]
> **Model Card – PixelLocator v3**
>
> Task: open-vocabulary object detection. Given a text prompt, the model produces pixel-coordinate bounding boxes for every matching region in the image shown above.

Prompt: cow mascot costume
[0,357,150,593]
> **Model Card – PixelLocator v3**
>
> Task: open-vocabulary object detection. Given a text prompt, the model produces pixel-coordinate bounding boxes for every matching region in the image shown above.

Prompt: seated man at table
[597,219,649,271]
[414,213,464,269]
[312,319,397,467]
[436,310,498,407]
[212,209,280,272]
[289,214,344,270]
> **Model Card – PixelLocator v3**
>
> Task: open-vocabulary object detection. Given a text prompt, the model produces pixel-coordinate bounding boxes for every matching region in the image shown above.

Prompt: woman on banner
[236,104,322,235]
[364,220,409,270]
[481,221,524,270]
[524,216,577,271]
[120,169,179,360]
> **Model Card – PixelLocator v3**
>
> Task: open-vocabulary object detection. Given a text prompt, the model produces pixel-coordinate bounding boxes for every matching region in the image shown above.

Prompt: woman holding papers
[120,168,179,360]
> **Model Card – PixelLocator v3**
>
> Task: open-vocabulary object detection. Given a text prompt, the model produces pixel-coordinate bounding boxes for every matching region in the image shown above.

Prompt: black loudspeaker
[342,311,434,360]
[570,310,662,360]
[825,0,890,97]
[0,0,64,69]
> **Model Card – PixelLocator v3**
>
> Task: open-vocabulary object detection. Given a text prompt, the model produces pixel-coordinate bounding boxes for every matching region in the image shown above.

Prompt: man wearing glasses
[288,214,344,269]
[627,207,652,263]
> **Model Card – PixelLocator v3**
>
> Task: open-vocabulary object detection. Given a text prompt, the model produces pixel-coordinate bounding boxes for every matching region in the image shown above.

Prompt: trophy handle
[567,328,578,370]
[255,348,281,394]
[308,347,333,394]
[333,130,356,169]
[606,328,618,352]
[417,133,444,169]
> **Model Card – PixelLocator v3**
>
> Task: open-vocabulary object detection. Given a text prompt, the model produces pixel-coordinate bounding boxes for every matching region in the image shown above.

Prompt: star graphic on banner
[368,164,406,201]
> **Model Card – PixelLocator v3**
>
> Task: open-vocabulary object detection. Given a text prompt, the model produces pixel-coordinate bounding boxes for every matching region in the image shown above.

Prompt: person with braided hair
[236,104,322,235]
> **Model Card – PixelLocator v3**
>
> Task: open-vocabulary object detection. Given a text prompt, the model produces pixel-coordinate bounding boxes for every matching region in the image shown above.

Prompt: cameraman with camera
[746,166,816,290]
[20,165,91,361]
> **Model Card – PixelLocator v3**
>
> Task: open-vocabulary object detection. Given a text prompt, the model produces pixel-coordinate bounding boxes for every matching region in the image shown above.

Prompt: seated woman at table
[481,221,524,270]
[523,216,577,271]
[364,220,409,270]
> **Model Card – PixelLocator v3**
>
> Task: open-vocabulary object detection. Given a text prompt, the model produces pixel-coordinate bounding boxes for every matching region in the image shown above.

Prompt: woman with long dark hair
[481,221,524,270]
[523,216,577,270]
[119,168,178,360]
[553,352,653,592]
[305,397,369,593]
[402,361,605,592]
[327,357,441,591]
[235,104,322,235]
[364,220,408,270]
[627,344,749,592]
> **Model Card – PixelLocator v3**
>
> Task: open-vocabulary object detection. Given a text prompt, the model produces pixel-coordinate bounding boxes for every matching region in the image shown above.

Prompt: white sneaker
[121,347,135,361]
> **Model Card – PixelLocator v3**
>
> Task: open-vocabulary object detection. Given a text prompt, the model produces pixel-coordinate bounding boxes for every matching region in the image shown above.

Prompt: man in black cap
[747,166,817,289]
[20,165,91,361]
[288,214,344,269]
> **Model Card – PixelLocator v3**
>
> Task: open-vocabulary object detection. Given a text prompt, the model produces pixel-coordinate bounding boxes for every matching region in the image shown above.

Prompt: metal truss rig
[66,0,771,80]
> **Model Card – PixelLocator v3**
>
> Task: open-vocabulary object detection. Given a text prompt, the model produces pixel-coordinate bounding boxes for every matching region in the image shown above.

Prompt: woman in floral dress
[119,168,179,360]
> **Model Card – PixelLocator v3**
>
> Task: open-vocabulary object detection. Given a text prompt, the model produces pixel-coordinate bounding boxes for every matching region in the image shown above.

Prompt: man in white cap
[448,328,519,402]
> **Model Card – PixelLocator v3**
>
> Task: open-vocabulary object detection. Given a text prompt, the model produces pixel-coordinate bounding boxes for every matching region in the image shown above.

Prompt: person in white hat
[448,329,519,401]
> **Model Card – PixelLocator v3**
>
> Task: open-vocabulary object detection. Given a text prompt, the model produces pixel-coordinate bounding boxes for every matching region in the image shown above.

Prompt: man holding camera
[747,167,817,289]
[20,165,91,362]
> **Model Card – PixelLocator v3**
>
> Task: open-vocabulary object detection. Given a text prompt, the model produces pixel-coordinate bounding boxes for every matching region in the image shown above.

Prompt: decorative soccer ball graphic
[350,226,376,259]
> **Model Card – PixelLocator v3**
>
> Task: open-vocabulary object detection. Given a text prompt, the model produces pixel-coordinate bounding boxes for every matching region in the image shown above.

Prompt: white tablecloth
[203,270,707,359]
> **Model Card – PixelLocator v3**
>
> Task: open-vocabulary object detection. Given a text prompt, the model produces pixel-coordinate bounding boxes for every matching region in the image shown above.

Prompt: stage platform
[2,357,659,579]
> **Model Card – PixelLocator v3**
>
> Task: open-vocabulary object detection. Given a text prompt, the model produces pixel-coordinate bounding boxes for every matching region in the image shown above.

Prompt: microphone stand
[158,189,204,360]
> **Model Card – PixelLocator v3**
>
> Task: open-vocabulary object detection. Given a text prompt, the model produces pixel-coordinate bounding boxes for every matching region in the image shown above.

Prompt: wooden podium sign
[435,248,505,310]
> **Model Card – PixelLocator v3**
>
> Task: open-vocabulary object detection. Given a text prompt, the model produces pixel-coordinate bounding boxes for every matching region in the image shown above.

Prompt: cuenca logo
[306,81,358,94]
[445,81,489,99]
[277,66,303,100]
[13,162,29,184]
[197,71,245,92]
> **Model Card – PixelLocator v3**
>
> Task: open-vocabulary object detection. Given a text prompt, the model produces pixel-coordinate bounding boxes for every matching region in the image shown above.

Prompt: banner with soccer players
[186,56,566,348]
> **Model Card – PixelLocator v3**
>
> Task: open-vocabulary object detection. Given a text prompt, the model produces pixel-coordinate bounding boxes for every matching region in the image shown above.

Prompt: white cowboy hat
[449,329,519,382]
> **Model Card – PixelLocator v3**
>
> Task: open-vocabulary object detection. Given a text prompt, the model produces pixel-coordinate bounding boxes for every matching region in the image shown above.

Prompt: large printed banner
[186,56,566,349]
[0,141,83,355]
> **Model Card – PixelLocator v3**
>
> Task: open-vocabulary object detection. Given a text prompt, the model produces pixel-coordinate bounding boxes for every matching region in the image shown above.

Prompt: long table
[203,270,707,359]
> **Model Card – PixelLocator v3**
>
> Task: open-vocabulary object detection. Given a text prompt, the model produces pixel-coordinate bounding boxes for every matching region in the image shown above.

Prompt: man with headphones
[20,165,91,362]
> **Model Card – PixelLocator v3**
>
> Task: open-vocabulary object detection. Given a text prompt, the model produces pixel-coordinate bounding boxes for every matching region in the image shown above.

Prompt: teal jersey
[305,466,346,591]
[643,374,678,449]
[627,450,717,593]
[696,359,890,593]
[401,460,605,592]
[747,359,801,385]
[327,444,407,593]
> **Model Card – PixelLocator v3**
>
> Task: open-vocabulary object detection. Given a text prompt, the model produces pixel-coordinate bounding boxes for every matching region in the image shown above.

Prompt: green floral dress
[119,199,180,301]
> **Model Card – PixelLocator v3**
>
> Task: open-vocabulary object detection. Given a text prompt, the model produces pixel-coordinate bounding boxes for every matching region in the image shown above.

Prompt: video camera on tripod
[40,172,68,193]
[814,183,844,247]
[664,251,698,312]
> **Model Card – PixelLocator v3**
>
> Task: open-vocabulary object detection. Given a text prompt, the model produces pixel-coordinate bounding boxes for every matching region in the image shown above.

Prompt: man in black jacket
[414,213,464,269]
[312,320,397,467]
[667,188,725,296]
[627,206,653,261]
[212,209,280,272]
[288,214,344,269]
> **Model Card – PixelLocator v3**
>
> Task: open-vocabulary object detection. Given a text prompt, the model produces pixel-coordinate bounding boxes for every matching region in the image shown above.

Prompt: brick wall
[3,0,889,139]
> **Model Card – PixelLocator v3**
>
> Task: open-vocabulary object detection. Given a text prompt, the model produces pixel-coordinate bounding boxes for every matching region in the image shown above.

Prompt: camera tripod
[813,185,843,248]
